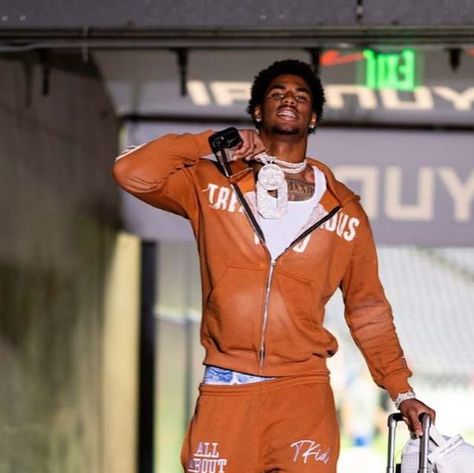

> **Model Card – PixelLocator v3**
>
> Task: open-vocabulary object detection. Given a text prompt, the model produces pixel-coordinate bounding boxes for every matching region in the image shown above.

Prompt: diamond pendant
[258,163,285,190]
[257,164,288,218]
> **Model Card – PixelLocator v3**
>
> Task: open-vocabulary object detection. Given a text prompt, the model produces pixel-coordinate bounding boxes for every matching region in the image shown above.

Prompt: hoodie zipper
[229,179,342,371]
[287,205,341,250]
[257,205,341,369]
[258,259,276,368]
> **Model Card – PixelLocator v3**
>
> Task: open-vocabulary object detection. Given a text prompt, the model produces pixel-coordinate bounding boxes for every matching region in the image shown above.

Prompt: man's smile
[276,107,299,120]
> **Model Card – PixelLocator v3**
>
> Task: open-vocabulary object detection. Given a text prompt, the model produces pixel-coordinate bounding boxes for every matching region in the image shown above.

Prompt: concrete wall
[0,53,136,473]
[103,232,140,473]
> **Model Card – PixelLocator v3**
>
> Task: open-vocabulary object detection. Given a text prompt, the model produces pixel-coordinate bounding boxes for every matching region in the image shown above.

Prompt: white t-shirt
[258,167,327,261]
[203,166,327,385]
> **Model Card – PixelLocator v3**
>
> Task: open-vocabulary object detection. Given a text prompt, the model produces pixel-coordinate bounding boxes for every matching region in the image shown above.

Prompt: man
[114,59,435,472]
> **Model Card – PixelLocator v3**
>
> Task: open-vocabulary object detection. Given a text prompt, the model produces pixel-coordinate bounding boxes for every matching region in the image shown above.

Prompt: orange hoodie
[113,130,413,400]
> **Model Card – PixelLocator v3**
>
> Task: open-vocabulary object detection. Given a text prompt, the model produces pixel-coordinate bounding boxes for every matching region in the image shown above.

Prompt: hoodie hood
[306,158,359,207]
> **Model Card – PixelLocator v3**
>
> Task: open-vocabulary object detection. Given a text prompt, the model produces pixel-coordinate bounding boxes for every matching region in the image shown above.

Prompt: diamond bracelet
[394,391,417,409]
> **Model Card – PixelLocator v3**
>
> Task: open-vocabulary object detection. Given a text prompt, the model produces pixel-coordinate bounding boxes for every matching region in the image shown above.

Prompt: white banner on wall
[97,48,474,126]
[119,122,474,246]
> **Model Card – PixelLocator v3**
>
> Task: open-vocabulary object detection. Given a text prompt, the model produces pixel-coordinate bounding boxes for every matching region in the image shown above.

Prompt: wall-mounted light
[306,48,321,76]
[447,48,462,72]
[173,48,189,97]
[38,49,51,96]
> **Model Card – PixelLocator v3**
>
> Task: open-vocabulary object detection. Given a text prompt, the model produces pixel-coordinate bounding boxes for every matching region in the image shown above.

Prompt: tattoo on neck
[254,164,316,202]
[286,178,315,201]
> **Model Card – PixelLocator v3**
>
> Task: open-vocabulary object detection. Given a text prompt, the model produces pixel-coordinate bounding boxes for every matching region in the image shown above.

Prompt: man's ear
[254,105,262,123]
[310,112,317,128]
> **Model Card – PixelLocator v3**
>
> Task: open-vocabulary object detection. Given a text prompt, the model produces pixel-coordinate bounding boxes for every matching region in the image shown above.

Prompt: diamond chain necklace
[254,152,307,174]
[254,153,307,219]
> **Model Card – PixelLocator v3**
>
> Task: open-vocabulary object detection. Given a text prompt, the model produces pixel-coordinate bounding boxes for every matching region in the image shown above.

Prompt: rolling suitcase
[386,412,432,473]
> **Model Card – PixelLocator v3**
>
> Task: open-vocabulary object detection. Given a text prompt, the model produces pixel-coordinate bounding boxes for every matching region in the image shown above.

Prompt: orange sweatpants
[181,375,340,473]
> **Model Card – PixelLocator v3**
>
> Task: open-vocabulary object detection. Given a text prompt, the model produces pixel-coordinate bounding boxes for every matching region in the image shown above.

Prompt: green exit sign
[363,49,419,91]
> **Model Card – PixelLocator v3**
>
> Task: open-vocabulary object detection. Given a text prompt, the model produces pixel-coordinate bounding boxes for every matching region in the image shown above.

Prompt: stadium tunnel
[1,2,474,472]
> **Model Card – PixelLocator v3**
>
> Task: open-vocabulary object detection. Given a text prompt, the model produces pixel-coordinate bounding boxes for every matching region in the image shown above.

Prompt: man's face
[255,73,316,136]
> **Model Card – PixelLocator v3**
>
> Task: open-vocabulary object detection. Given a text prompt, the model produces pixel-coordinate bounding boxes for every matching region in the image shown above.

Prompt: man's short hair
[247,59,326,134]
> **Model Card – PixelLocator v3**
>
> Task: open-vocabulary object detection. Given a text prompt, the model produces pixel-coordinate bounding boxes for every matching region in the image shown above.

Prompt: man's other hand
[399,399,436,437]
[231,129,266,161]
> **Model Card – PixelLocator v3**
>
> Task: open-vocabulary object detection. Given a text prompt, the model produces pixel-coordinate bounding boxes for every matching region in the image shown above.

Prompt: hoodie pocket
[273,272,316,331]
[204,267,266,352]
[263,272,318,362]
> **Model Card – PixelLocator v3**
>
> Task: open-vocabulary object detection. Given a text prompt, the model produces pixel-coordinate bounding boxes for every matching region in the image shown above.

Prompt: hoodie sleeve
[340,205,413,400]
[113,130,213,218]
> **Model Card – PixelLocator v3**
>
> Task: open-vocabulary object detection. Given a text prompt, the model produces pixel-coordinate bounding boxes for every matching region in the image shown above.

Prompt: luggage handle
[387,412,432,473]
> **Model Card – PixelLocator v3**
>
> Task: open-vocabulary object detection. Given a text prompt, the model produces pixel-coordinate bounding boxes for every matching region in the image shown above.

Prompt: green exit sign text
[364,49,419,91]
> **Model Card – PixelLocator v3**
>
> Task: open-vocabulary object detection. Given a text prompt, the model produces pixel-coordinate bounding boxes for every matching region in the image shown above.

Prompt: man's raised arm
[113,130,213,217]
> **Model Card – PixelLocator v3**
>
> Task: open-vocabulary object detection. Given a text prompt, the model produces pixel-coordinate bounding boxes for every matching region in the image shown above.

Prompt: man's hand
[399,398,436,437]
[231,129,266,161]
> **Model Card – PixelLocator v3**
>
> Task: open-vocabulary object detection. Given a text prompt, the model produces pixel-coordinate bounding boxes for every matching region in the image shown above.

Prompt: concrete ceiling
[1,0,474,50]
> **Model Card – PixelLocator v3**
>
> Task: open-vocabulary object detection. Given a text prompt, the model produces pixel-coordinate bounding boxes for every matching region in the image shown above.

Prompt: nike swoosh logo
[321,50,364,66]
